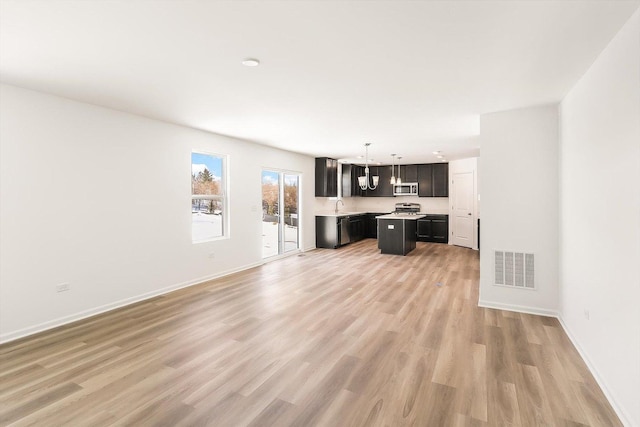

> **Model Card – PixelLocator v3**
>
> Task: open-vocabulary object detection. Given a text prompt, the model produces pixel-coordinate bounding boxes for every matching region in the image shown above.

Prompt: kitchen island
[376,214,426,255]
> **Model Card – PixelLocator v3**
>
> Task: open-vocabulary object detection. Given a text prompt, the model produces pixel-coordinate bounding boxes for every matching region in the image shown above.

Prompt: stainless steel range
[393,202,421,215]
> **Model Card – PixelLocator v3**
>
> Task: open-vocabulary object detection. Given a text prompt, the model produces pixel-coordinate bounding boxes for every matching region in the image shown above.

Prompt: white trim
[262,249,302,263]
[0,260,264,344]
[477,300,628,424]
[557,315,632,427]
[491,283,538,291]
[477,299,558,317]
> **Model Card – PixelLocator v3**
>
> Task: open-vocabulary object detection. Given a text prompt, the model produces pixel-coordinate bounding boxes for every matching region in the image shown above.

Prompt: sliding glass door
[262,170,299,258]
[283,174,299,252]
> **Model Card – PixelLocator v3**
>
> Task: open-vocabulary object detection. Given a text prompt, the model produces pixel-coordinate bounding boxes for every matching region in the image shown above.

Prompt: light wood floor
[0,240,621,426]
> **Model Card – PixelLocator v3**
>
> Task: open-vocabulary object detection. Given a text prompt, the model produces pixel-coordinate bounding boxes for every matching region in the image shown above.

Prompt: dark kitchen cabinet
[378,166,395,197]
[343,164,365,197]
[362,166,393,197]
[316,214,367,248]
[366,214,377,238]
[315,157,338,197]
[342,164,353,197]
[417,215,449,243]
[418,163,449,197]
[399,164,418,183]
[432,163,449,197]
[349,215,365,242]
[378,218,418,255]
[418,164,433,197]
[316,213,390,248]
[316,216,340,248]
[352,165,365,196]
[365,213,388,238]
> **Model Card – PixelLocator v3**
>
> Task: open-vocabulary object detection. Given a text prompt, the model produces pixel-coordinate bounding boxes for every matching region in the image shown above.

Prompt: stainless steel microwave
[393,183,418,196]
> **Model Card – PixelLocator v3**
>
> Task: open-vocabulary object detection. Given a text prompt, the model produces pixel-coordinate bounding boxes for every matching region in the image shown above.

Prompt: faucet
[335,199,344,214]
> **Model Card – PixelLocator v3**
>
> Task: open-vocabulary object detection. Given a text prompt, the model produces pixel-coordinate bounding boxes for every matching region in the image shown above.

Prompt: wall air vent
[494,250,534,289]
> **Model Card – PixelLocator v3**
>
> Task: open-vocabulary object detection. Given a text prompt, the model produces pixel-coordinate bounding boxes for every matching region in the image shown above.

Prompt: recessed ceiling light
[437,155,444,159]
[357,155,364,159]
[440,159,447,162]
[432,151,441,155]
[242,58,260,67]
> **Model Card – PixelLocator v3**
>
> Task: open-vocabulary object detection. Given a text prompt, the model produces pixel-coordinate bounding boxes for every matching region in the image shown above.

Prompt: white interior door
[451,171,475,248]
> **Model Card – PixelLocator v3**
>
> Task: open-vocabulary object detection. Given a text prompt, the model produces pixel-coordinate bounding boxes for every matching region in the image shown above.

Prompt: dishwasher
[339,217,351,246]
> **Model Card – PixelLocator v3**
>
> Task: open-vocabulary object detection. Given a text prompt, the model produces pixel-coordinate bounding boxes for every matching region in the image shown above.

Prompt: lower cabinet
[316,214,368,249]
[365,213,384,238]
[316,213,393,249]
[417,215,449,243]
[316,216,341,249]
[349,215,365,243]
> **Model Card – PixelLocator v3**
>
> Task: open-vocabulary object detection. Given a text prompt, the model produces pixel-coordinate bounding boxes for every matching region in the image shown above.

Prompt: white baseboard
[0,261,264,344]
[477,299,558,318]
[556,315,632,427]
[477,300,630,426]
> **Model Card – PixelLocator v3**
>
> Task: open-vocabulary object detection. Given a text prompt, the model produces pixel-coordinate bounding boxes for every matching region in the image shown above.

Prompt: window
[192,151,227,242]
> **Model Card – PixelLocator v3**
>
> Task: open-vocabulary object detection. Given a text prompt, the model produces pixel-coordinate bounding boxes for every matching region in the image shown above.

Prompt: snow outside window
[192,151,227,242]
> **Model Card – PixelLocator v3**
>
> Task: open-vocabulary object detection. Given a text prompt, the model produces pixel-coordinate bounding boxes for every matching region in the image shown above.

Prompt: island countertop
[375,214,426,220]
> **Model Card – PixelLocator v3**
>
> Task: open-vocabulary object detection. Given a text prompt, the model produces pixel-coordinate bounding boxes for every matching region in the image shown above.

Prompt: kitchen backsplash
[314,196,449,215]
[314,197,359,213]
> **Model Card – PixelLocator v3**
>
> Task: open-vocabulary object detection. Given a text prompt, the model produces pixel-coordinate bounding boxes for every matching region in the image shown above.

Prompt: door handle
[468,213,472,215]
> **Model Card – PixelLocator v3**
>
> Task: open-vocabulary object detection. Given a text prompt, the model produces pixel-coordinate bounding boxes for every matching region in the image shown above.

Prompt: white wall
[0,84,316,342]
[479,105,559,315]
[559,9,640,426]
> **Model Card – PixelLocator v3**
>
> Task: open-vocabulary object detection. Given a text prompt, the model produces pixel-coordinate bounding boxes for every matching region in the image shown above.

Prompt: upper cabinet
[399,164,418,183]
[333,160,448,198]
[315,157,338,197]
[432,163,449,197]
[418,163,449,197]
[417,164,433,196]
[342,163,353,197]
[342,163,364,197]
[363,165,394,197]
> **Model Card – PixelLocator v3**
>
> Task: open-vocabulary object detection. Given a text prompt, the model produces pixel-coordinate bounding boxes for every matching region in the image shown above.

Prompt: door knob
[468,213,472,215]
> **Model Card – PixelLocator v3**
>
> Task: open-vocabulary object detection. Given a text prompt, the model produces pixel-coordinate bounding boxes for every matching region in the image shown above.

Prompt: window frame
[191,150,229,243]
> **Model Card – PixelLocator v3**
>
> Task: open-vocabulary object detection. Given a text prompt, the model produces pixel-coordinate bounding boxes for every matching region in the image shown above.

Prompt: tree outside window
[192,152,226,242]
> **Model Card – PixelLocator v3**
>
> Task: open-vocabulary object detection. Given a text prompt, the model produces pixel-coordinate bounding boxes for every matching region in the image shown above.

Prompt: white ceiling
[1,0,638,164]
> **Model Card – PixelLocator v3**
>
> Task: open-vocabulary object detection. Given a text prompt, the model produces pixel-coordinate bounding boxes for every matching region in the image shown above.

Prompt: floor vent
[494,251,534,289]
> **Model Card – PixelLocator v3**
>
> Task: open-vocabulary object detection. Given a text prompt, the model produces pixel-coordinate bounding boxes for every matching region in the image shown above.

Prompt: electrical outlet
[208,253,215,259]
[584,309,590,320]
[56,283,70,293]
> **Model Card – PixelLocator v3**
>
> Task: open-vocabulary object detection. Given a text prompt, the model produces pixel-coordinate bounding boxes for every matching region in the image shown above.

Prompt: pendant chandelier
[396,156,402,185]
[358,143,379,190]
